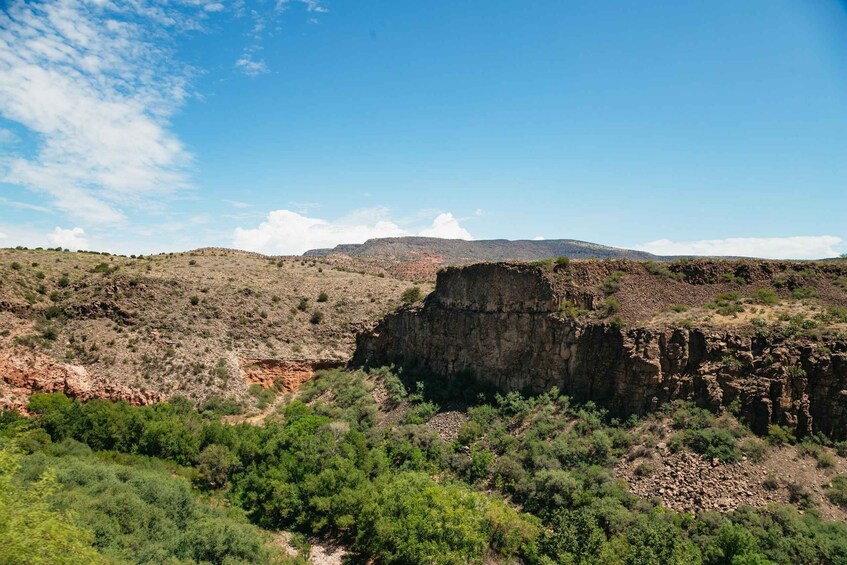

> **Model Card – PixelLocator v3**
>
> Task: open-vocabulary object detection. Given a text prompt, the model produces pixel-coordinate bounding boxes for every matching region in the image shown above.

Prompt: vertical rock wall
[354,263,847,438]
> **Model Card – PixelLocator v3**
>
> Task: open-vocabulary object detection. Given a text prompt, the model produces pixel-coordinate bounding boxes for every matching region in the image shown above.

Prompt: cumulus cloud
[233,209,473,255]
[418,213,473,240]
[0,0,212,224]
[532,235,545,241]
[48,226,89,250]
[637,236,844,260]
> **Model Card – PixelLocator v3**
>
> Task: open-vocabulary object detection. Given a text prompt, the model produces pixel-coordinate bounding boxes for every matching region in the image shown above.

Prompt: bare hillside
[0,247,431,407]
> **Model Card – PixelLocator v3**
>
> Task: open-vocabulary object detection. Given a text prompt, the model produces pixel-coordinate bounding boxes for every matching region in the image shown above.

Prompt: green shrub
[602,271,625,295]
[603,296,621,316]
[767,424,796,446]
[791,287,818,299]
[826,474,847,507]
[750,287,779,305]
[189,295,200,306]
[401,286,423,304]
[555,256,570,267]
[309,311,324,324]
[317,291,329,302]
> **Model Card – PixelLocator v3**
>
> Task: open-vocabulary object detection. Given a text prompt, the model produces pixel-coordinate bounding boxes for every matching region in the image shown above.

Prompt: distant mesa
[303,236,663,262]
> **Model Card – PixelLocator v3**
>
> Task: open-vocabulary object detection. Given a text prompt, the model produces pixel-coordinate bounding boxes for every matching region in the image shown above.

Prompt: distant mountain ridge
[303,236,664,262]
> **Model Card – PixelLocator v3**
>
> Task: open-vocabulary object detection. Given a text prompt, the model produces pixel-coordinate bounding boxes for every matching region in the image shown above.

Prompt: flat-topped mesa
[354,261,847,439]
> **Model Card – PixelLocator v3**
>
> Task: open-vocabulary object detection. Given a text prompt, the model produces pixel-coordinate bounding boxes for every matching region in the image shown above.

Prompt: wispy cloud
[0,0,218,224]
[235,53,270,77]
[637,236,844,260]
[233,208,473,255]
[0,196,53,214]
[235,0,327,75]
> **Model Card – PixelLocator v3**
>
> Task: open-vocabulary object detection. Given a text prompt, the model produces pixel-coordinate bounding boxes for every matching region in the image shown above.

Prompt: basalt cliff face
[354,262,847,438]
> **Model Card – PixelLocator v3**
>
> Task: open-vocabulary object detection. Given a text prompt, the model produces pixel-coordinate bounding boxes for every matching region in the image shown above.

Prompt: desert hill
[0,247,431,409]
[304,236,663,262]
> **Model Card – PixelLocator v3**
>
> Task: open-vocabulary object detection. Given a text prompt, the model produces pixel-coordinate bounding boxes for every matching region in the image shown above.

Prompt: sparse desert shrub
[739,437,767,463]
[532,258,554,269]
[787,481,814,509]
[763,471,779,490]
[90,262,118,275]
[555,256,570,267]
[603,296,621,316]
[750,287,780,305]
[602,271,625,295]
[310,311,324,324]
[401,286,423,304]
[706,292,744,316]
[791,286,818,299]
[297,297,309,311]
[826,474,847,507]
[189,295,200,306]
[767,424,796,446]
[644,261,683,280]
[458,420,484,445]
[559,300,586,319]
[248,383,275,409]
[317,291,329,302]
[671,304,688,313]
[634,461,656,476]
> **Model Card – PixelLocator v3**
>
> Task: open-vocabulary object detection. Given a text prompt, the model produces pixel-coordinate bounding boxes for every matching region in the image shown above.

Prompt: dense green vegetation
[3,368,847,563]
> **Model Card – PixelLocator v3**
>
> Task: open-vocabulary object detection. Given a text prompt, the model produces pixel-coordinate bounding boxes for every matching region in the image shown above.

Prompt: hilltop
[304,236,663,262]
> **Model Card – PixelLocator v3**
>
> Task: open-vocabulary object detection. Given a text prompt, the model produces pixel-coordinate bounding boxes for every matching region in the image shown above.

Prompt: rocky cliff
[354,262,847,438]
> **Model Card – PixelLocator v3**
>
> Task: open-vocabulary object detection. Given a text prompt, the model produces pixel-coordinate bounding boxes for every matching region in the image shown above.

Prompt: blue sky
[1,0,846,258]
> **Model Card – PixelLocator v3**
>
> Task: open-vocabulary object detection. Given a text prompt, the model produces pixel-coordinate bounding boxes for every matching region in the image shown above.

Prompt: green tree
[0,448,106,565]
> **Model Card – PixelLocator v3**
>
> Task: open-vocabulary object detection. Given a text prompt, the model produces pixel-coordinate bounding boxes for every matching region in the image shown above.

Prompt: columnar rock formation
[354,263,847,438]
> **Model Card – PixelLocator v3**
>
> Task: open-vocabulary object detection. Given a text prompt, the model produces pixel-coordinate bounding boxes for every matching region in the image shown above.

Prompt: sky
[1,0,846,258]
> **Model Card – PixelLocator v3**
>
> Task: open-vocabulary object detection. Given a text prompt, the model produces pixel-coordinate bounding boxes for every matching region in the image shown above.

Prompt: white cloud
[48,226,89,250]
[235,54,269,76]
[0,232,7,239]
[0,0,206,224]
[204,2,225,12]
[418,212,473,240]
[532,235,545,241]
[637,236,844,260]
[233,209,474,255]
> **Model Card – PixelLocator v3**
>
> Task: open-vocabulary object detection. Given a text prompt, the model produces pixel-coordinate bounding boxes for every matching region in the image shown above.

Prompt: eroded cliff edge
[354,261,847,438]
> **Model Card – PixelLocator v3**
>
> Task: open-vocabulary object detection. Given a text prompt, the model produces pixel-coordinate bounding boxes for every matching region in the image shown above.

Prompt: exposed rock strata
[241,358,346,393]
[354,263,847,438]
[0,347,163,411]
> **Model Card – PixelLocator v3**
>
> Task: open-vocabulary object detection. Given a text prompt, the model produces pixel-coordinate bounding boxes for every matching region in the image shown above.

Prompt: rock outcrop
[354,263,847,438]
[241,358,346,393]
[0,347,163,412]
